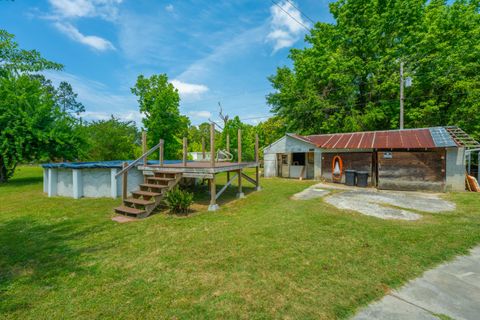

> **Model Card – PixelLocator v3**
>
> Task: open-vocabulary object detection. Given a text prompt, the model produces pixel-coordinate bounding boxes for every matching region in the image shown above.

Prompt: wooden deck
[139,161,259,178]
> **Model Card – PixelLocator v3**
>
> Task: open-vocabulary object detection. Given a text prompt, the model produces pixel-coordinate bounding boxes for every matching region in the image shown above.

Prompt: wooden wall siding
[377,151,445,192]
[321,152,373,185]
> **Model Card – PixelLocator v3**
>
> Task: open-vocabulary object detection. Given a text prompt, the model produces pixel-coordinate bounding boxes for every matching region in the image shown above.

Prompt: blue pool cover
[42,160,183,169]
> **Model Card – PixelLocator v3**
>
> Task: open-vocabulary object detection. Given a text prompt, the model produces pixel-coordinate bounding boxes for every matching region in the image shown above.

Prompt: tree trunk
[0,157,8,183]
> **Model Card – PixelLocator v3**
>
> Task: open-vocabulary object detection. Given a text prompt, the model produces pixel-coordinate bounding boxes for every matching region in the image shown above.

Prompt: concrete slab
[353,295,440,320]
[353,246,480,320]
[292,187,330,200]
[323,189,455,220]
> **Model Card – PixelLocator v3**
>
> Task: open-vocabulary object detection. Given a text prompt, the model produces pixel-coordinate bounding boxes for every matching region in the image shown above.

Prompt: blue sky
[1,0,334,126]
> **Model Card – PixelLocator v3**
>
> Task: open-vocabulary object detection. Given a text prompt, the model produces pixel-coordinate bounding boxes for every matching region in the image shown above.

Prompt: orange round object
[332,155,343,183]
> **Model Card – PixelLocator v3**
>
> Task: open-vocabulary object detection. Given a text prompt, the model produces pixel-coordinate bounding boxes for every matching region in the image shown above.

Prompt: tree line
[0,30,285,182]
[267,0,480,138]
[2,0,479,182]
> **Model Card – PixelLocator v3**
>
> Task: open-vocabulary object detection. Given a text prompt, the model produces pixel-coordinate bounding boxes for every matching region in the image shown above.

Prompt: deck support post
[183,137,188,167]
[254,133,261,191]
[208,174,219,211]
[122,162,128,200]
[202,137,206,160]
[236,129,244,198]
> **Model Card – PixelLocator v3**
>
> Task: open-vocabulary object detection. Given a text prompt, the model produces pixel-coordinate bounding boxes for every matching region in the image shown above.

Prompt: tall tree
[267,0,480,138]
[0,30,83,182]
[131,74,190,159]
[55,81,85,115]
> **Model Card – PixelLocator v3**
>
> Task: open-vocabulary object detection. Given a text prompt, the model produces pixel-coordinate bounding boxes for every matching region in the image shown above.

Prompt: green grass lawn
[1,166,480,319]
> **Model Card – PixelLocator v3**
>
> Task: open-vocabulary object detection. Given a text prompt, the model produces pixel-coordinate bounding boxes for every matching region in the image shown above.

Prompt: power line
[283,0,315,25]
[269,0,311,31]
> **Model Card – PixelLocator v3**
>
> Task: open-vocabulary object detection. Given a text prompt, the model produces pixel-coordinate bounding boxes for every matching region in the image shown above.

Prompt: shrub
[164,187,194,214]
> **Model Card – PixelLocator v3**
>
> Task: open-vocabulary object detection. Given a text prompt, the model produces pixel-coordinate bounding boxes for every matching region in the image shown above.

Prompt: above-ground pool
[42,160,181,199]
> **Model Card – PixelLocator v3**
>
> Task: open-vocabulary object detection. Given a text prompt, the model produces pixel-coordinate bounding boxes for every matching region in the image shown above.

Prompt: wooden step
[140,183,168,190]
[124,198,155,206]
[132,190,162,197]
[147,177,172,183]
[114,205,146,215]
[154,172,176,178]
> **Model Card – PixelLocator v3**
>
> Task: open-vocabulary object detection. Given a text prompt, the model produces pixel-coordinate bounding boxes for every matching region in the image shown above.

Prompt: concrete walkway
[353,246,480,320]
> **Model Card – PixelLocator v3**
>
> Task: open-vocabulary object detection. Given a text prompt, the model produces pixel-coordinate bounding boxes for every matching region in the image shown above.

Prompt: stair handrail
[115,141,162,178]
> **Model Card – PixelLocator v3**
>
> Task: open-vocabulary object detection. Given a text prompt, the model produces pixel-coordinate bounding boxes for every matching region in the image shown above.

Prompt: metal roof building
[264,127,478,192]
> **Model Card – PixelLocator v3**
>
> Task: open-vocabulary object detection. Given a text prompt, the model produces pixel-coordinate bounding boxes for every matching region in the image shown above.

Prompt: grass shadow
[0,176,43,189]
[0,217,108,314]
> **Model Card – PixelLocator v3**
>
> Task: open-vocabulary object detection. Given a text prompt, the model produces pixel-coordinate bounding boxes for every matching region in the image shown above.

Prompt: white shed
[263,133,322,179]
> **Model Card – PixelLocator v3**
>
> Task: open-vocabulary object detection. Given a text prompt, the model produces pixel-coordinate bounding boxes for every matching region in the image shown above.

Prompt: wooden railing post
[142,130,147,165]
[202,137,206,160]
[210,123,215,167]
[255,133,261,191]
[226,133,230,180]
[122,162,128,200]
[159,139,164,167]
[237,128,244,198]
[237,129,242,163]
[183,137,188,167]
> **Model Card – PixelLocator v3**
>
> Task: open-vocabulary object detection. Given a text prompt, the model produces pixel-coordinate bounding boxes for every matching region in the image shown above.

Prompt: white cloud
[267,0,310,52]
[48,0,123,21]
[46,0,120,51]
[188,110,212,119]
[165,4,174,12]
[171,80,209,100]
[54,22,116,51]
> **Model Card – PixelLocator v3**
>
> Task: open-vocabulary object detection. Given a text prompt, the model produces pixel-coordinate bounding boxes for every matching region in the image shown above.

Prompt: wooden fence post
[122,162,128,200]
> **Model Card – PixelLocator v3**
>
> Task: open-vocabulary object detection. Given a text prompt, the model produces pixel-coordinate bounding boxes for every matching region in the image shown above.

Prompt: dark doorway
[292,153,306,166]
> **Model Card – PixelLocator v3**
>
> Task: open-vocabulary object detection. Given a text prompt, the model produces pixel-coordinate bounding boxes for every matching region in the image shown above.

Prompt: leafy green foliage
[0,30,83,182]
[164,187,194,214]
[256,116,287,148]
[267,0,480,138]
[131,74,190,159]
[81,117,140,161]
[0,30,63,76]
[221,116,256,161]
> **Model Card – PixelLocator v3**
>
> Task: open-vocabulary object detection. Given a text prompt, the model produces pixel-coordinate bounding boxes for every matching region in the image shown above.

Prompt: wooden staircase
[114,172,182,218]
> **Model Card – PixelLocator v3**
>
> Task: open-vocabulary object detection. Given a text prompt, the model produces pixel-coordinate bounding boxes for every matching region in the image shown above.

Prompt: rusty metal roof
[297,127,459,150]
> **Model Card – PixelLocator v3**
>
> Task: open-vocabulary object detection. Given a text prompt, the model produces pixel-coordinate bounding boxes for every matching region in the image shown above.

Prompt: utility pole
[400,61,404,130]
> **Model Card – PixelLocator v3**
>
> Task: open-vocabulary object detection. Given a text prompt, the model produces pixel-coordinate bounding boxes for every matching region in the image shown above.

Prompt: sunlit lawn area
[1,166,480,319]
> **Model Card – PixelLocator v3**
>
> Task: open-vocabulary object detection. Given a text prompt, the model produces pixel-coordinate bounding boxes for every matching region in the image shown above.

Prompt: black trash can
[356,171,369,187]
[345,170,356,186]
